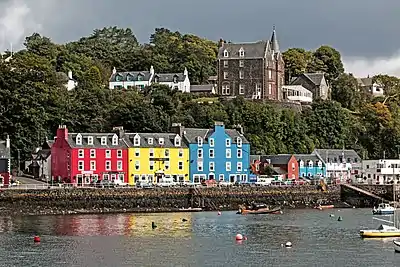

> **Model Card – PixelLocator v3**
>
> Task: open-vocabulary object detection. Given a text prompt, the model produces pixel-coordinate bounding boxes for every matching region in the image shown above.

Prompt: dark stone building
[217,28,284,100]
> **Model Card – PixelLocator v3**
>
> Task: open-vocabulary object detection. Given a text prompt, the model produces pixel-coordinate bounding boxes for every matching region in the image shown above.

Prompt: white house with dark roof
[109,66,190,92]
[290,73,330,100]
[357,77,384,97]
[282,85,313,104]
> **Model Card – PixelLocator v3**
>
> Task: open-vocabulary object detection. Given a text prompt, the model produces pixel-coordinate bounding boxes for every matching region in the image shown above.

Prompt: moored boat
[394,240,400,252]
[178,207,203,212]
[314,204,334,210]
[238,203,282,215]
[372,203,395,215]
[360,224,400,238]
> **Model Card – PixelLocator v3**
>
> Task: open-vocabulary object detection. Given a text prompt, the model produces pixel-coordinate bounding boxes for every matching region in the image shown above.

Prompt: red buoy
[33,236,40,243]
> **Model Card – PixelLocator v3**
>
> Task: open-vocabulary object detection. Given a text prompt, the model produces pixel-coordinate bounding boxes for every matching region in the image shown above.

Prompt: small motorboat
[314,204,334,210]
[372,203,395,215]
[238,203,281,215]
[393,240,400,253]
[360,224,400,238]
[178,207,203,212]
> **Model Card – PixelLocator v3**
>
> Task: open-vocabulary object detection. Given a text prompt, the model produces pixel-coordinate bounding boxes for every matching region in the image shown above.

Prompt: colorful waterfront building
[125,132,189,185]
[295,154,326,179]
[0,136,11,187]
[171,122,250,184]
[51,125,129,185]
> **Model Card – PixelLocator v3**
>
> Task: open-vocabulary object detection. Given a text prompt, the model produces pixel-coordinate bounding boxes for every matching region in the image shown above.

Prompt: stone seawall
[0,186,340,216]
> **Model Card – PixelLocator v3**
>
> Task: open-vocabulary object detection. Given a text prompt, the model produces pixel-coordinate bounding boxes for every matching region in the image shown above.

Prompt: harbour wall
[0,186,341,216]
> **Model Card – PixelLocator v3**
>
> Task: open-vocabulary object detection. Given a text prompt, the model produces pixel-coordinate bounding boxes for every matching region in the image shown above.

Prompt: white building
[313,149,361,182]
[109,66,190,93]
[357,77,384,97]
[362,159,400,184]
[282,85,313,104]
[66,70,78,91]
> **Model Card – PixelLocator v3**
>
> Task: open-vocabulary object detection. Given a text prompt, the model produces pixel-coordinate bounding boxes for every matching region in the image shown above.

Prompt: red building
[260,154,299,180]
[51,125,128,185]
[0,136,11,187]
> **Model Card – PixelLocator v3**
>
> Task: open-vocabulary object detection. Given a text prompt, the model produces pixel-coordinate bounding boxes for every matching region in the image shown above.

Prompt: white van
[157,177,177,187]
[255,177,274,186]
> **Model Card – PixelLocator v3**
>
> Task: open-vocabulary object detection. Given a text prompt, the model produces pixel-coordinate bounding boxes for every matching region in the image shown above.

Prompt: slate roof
[0,140,10,159]
[182,127,249,144]
[190,84,215,93]
[109,71,152,82]
[313,149,361,163]
[291,73,325,86]
[67,133,128,149]
[124,133,188,148]
[152,73,186,83]
[218,41,268,59]
[294,154,323,164]
[357,78,373,87]
[260,154,293,165]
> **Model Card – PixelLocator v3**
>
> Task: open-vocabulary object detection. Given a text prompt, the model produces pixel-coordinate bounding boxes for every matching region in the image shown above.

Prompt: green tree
[331,73,360,110]
[282,48,312,83]
[308,46,344,82]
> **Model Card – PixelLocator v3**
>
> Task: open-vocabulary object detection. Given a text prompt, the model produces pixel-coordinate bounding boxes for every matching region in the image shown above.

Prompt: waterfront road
[16,177,47,185]
[11,176,50,189]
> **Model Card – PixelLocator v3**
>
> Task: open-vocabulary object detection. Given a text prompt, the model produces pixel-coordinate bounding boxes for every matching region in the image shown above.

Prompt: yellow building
[126,133,189,185]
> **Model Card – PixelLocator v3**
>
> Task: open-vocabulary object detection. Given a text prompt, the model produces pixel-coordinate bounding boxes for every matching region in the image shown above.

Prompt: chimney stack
[113,126,125,138]
[218,38,224,48]
[112,67,117,75]
[6,135,10,148]
[171,123,184,137]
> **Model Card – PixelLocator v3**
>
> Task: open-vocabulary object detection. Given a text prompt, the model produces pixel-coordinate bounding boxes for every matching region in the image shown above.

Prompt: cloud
[343,51,400,78]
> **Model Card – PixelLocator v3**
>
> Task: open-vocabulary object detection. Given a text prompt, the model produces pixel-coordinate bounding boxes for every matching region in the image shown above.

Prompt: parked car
[113,179,128,187]
[218,181,232,187]
[136,181,154,189]
[156,178,177,187]
[95,179,114,188]
[255,177,274,186]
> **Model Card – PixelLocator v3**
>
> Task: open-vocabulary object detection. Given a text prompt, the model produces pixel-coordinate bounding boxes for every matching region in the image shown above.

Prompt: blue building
[295,154,326,179]
[171,122,250,184]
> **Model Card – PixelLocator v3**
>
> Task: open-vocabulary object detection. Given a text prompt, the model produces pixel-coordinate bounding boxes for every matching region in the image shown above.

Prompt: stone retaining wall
[0,185,341,216]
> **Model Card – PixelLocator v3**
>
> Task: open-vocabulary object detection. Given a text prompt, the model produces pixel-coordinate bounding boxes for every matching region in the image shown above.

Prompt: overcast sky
[1,0,400,77]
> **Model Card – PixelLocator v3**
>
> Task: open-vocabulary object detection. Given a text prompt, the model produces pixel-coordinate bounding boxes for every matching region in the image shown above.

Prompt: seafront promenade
[0,185,341,216]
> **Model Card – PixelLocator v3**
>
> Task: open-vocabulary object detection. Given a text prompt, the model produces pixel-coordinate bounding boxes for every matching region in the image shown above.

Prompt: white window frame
[135,160,140,171]
[223,60,228,68]
[148,138,153,145]
[78,160,84,171]
[269,83,272,94]
[118,174,124,182]
[149,148,154,157]
[198,149,203,159]
[103,174,110,180]
[178,161,183,170]
[223,49,228,57]
[90,160,96,171]
[209,162,215,172]
[174,136,181,147]
[117,160,123,171]
[197,137,203,146]
[134,135,140,146]
[237,162,243,172]
[112,135,118,145]
[165,149,170,157]
[165,161,170,170]
[117,150,122,158]
[256,83,262,93]
[87,136,93,145]
[159,138,164,145]
[237,137,242,147]
[101,136,107,145]
[78,149,84,158]
[226,162,231,172]
[239,84,245,94]
[239,70,244,79]
[226,149,231,158]
[223,71,228,79]
[149,161,154,171]
[239,48,244,57]
[239,60,244,67]
[178,149,183,158]
[105,150,111,159]
[135,148,140,157]
[222,84,230,95]
[269,69,272,79]
[90,149,96,158]
[209,149,214,158]
[226,139,231,147]
[105,160,111,171]
[76,134,82,145]
[209,138,214,147]
[237,149,242,158]
[197,161,203,171]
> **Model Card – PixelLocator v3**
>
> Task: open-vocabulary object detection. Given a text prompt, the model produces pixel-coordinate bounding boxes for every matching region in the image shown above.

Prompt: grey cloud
[2,0,400,76]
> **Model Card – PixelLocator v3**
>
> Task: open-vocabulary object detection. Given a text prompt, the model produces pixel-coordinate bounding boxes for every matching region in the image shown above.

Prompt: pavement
[15,176,47,185]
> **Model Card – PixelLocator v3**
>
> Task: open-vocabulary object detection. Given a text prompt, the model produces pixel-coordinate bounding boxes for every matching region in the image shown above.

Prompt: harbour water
[0,208,398,266]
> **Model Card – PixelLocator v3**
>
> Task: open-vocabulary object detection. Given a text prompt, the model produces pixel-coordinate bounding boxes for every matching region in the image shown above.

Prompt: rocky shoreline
[0,186,342,216]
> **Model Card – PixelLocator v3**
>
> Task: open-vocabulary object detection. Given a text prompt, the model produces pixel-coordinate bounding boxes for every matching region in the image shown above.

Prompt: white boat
[394,240,400,253]
[372,203,396,215]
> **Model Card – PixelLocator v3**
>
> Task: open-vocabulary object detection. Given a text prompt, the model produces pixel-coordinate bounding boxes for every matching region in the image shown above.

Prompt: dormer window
[318,161,322,167]
[308,160,313,167]
[159,138,164,145]
[173,76,178,83]
[236,137,242,147]
[88,136,93,145]
[197,137,203,146]
[76,134,82,145]
[223,49,229,57]
[239,47,244,57]
[112,134,118,145]
[299,160,304,167]
[133,134,140,146]
[137,74,143,81]
[148,138,153,145]
[115,75,122,82]
[101,137,107,145]
[126,74,133,82]
[174,135,181,147]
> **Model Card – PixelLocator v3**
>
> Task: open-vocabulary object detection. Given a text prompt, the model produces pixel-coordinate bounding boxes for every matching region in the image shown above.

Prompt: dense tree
[308,46,344,82]
[331,73,361,110]
[282,48,312,83]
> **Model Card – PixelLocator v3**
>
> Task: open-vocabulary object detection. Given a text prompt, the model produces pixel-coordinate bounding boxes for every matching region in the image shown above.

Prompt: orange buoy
[235,234,243,241]
[33,236,40,243]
